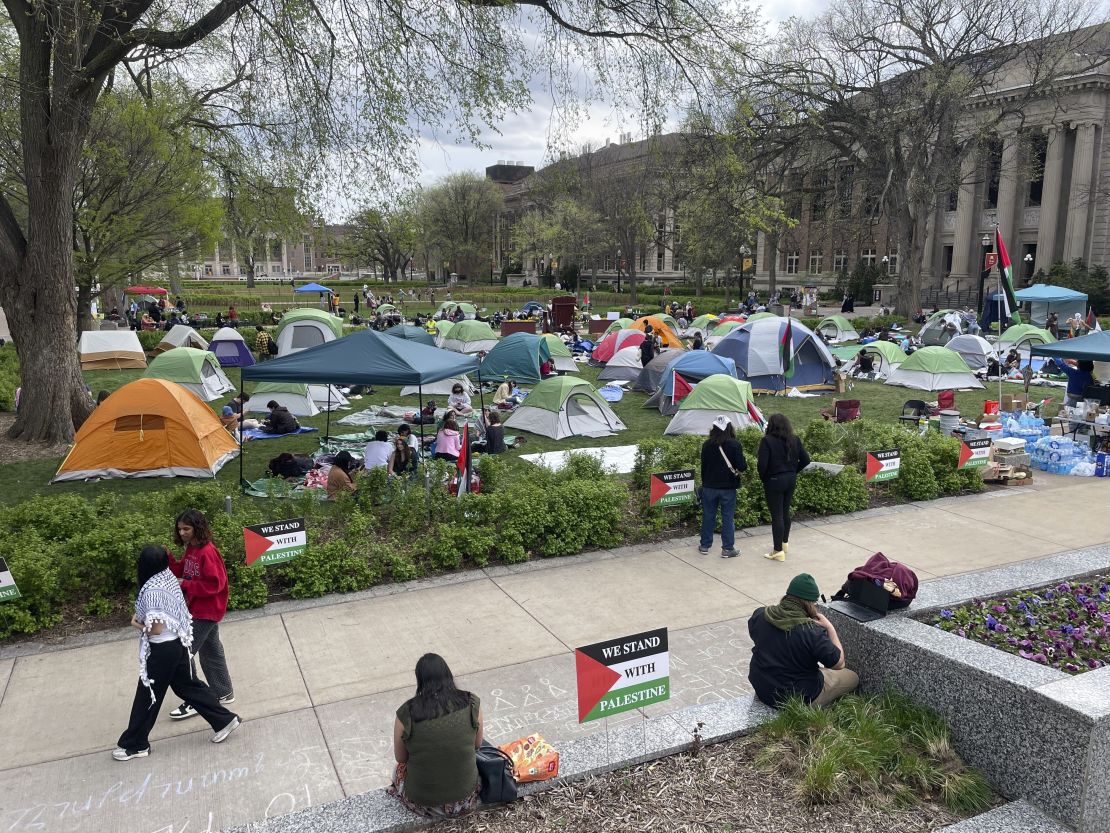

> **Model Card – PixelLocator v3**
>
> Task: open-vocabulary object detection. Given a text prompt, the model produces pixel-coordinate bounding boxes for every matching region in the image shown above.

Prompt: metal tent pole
[326,385,332,442]
[237,370,245,494]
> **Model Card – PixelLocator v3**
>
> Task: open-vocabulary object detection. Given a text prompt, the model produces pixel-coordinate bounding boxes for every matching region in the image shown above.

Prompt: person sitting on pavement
[388,653,482,817]
[327,450,359,500]
[261,400,299,435]
[748,573,859,708]
[447,383,473,415]
[363,430,393,470]
[434,414,462,462]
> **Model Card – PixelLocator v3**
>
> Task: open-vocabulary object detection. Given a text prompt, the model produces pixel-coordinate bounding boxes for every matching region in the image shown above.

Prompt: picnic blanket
[243,426,319,441]
[337,405,419,427]
[242,476,329,500]
[520,445,639,474]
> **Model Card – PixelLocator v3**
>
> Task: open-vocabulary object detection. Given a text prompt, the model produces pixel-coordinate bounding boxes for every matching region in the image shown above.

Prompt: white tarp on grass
[519,445,640,474]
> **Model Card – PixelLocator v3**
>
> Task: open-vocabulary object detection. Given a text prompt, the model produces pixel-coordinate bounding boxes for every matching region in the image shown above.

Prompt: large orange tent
[631,316,685,349]
[53,379,238,482]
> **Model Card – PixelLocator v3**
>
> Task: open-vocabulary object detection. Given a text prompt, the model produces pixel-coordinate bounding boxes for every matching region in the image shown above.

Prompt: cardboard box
[1001,394,1014,411]
[836,375,848,394]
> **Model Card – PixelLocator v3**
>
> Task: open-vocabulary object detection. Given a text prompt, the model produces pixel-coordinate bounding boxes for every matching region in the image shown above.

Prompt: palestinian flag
[583,291,590,308]
[747,400,766,431]
[672,371,693,404]
[1087,307,1101,332]
[995,227,1022,325]
[456,427,470,499]
[780,318,795,379]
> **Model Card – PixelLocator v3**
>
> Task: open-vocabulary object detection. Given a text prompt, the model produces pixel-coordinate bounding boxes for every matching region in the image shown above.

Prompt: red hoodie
[168,541,229,622]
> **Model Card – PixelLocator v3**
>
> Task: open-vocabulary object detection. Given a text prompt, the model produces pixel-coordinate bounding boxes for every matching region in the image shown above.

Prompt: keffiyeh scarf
[135,569,193,702]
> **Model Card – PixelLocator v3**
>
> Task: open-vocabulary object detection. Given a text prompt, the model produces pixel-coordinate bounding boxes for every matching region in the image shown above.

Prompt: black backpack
[267,338,278,355]
[476,741,518,804]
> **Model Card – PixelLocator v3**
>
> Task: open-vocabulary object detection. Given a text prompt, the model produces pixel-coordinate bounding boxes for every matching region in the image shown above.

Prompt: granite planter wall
[828,547,1110,833]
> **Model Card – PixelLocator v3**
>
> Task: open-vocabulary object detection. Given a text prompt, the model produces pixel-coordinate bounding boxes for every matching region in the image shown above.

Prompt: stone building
[190,224,366,280]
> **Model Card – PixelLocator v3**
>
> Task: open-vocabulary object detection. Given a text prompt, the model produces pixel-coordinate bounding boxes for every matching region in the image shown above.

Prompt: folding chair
[898,400,929,427]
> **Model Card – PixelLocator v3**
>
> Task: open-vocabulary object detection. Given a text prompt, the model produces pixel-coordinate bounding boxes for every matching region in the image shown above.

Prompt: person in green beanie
[747,573,858,707]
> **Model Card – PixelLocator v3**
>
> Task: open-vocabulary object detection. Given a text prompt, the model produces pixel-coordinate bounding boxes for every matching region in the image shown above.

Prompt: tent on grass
[246,382,347,416]
[208,327,255,367]
[631,316,684,348]
[858,341,908,376]
[592,328,645,363]
[154,325,208,354]
[541,334,579,373]
[143,348,233,402]
[597,346,647,383]
[275,308,344,356]
[436,301,477,320]
[745,311,776,323]
[665,376,764,435]
[399,375,476,398]
[385,324,436,347]
[918,309,967,346]
[504,377,625,440]
[711,317,836,393]
[655,313,681,333]
[603,317,635,336]
[710,321,747,338]
[644,352,739,414]
[945,334,995,371]
[442,320,499,354]
[632,351,680,392]
[53,379,237,481]
[997,323,1056,355]
[79,330,146,370]
[816,315,861,343]
[1014,284,1088,328]
[476,332,552,384]
[884,346,983,391]
[685,314,719,336]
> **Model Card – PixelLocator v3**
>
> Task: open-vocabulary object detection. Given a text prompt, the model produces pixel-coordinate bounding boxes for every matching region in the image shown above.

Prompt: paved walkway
[0,473,1106,833]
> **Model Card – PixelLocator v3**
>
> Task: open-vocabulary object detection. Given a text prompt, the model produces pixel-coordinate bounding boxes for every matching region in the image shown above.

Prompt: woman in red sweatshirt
[167,509,235,720]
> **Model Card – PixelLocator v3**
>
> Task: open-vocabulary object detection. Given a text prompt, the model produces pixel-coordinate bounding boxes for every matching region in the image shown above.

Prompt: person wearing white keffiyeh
[113,546,241,761]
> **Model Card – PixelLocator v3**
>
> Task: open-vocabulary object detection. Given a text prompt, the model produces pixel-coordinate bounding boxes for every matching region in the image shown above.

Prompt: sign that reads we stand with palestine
[575,627,669,722]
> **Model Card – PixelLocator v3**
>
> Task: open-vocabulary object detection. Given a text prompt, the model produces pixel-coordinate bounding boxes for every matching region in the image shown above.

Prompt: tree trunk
[695,268,703,298]
[76,282,94,334]
[894,205,927,317]
[168,251,183,295]
[245,258,256,289]
[725,267,733,309]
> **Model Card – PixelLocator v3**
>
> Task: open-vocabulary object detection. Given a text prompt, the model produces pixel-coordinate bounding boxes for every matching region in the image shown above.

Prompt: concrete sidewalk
[1,473,1106,833]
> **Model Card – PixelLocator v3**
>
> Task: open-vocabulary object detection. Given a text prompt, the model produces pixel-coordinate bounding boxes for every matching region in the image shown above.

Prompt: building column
[996,133,1022,249]
[949,150,979,281]
[1035,125,1066,273]
[281,240,289,274]
[1064,121,1101,263]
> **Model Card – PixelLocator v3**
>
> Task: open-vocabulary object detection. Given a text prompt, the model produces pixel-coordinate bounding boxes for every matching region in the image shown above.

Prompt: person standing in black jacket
[699,416,748,558]
[758,414,811,562]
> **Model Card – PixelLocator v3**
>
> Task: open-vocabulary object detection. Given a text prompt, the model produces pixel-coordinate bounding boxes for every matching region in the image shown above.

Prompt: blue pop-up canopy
[293,282,333,294]
[1014,283,1087,328]
[1031,330,1110,362]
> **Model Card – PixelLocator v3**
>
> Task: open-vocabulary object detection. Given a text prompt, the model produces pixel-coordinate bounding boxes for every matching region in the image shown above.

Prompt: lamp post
[616,248,622,295]
[738,244,751,297]
[1023,252,1034,285]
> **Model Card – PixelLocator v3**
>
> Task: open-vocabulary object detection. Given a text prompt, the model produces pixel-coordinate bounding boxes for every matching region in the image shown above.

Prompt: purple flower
[986,615,999,630]
[1017,602,1027,610]
[1088,659,1102,669]
[1046,591,1055,601]
[1063,624,1075,635]
[940,609,954,619]
[993,604,1007,614]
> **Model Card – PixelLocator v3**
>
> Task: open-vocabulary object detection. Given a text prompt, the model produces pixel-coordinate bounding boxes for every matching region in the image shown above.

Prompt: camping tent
[275,308,344,356]
[945,334,995,370]
[504,377,625,440]
[631,316,684,349]
[442,320,499,354]
[154,325,208,354]
[918,310,967,346]
[246,382,347,416]
[53,379,238,481]
[685,314,719,336]
[597,346,647,383]
[632,351,682,392]
[78,330,146,370]
[745,312,776,323]
[1014,284,1088,327]
[816,315,861,343]
[710,321,746,337]
[592,328,645,363]
[432,320,455,345]
[399,376,476,398]
[655,313,681,332]
[385,324,436,347]
[143,348,233,402]
[644,352,739,414]
[476,332,551,384]
[884,346,983,391]
[858,341,908,375]
[208,327,255,367]
[665,376,763,436]
[997,323,1056,355]
[541,334,579,373]
[436,301,477,320]
[711,317,836,393]
[603,317,635,336]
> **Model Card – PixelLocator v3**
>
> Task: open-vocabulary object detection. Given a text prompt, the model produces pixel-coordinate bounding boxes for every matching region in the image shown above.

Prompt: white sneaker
[212,717,241,744]
[169,702,197,720]
[112,747,149,761]
[219,693,236,705]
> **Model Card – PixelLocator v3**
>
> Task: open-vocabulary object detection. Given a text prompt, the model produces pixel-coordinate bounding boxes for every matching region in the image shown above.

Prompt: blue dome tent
[643,352,739,414]
[711,316,836,393]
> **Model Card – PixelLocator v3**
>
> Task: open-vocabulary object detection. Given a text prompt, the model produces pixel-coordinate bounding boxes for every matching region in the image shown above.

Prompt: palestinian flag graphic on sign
[575,627,669,722]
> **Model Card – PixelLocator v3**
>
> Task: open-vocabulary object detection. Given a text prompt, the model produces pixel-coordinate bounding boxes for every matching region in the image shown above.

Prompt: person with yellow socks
[757,414,810,562]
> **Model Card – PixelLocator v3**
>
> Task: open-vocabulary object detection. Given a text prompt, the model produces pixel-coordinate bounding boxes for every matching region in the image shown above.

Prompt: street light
[616,248,622,295]
[738,245,751,296]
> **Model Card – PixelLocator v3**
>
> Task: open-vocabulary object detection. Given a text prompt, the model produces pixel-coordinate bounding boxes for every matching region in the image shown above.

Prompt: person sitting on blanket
[473,409,506,454]
[447,383,473,415]
[363,430,392,471]
[327,450,359,500]
[492,378,517,406]
[414,400,437,425]
[261,401,299,435]
[434,414,462,462]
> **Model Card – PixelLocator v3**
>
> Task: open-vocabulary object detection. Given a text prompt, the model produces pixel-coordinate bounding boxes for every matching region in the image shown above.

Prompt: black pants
[117,640,237,754]
[763,473,797,552]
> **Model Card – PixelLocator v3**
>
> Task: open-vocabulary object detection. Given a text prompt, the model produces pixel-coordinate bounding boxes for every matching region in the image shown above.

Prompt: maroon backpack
[835,552,918,608]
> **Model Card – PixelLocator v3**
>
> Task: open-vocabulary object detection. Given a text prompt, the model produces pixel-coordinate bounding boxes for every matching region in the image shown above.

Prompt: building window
[221,264,230,275]
[785,251,800,275]
[861,248,876,266]
[946,190,958,211]
[786,174,803,218]
[862,186,879,219]
[942,246,954,276]
[639,249,646,271]
[273,265,283,275]
[810,174,828,222]
[983,137,1003,210]
[271,239,283,260]
[833,250,848,272]
[1026,133,1047,207]
[836,165,854,219]
[808,250,823,274]
[204,264,213,276]
[604,255,612,271]
[656,248,665,272]
[886,251,898,275]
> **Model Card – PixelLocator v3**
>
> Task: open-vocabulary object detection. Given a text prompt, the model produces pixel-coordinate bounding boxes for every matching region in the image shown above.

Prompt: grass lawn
[0,356,1034,507]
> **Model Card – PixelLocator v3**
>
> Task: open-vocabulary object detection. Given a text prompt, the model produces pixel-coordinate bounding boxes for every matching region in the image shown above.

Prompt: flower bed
[931,577,1110,674]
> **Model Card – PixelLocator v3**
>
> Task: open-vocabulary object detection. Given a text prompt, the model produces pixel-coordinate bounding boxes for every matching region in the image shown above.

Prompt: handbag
[476,741,518,804]
[499,734,560,783]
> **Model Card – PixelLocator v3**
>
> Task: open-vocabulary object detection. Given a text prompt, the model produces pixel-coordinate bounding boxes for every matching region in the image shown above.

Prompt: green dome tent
[246,381,348,415]
[884,346,983,391]
[143,347,233,402]
[997,323,1056,354]
[665,375,764,435]
[432,320,456,345]
[275,307,344,355]
[816,315,861,343]
[541,334,579,373]
[442,320,499,354]
[745,311,777,323]
[604,317,635,336]
[504,377,625,439]
[856,340,908,377]
[710,321,747,337]
[476,332,552,384]
[687,314,719,335]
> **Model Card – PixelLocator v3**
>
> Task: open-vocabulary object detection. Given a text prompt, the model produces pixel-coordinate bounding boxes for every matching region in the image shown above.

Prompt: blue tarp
[293,282,333,294]
[1015,284,1088,302]
[1031,330,1110,362]
[242,328,479,386]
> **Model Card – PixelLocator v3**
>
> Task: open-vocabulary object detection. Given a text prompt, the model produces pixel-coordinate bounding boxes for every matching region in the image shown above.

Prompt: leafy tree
[0,0,735,442]
[1046,260,1110,314]
[345,199,419,282]
[420,173,504,281]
